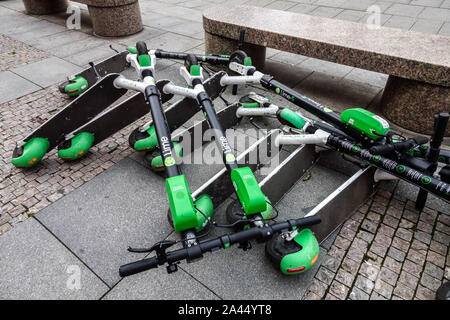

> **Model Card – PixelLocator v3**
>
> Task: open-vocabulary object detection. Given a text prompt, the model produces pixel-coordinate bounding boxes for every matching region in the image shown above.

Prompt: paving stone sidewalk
[303,181,449,300]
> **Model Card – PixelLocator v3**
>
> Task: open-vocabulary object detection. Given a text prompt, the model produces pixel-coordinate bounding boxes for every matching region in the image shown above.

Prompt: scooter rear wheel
[225,199,246,229]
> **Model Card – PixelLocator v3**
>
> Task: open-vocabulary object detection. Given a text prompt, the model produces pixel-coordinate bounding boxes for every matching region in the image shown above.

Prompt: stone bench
[203,5,450,135]
[22,0,143,37]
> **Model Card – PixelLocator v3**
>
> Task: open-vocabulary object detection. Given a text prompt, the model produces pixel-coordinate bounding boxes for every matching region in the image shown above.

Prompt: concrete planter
[22,0,69,15]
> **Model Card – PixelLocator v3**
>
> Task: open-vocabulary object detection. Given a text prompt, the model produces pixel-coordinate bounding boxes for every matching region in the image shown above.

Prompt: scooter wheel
[129,126,158,152]
[436,281,450,300]
[57,132,94,161]
[59,76,88,97]
[227,50,247,75]
[239,94,260,109]
[265,228,319,275]
[151,155,165,172]
[225,199,246,229]
[11,137,50,168]
[167,208,174,228]
[59,80,71,94]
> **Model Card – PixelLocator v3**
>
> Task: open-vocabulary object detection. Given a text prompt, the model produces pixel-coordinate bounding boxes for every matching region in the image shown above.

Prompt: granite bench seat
[22,0,143,37]
[203,5,450,135]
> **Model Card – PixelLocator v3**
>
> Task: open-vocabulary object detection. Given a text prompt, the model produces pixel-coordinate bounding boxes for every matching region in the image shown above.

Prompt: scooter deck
[63,72,227,150]
[17,73,127,151]
[191,132,277,207]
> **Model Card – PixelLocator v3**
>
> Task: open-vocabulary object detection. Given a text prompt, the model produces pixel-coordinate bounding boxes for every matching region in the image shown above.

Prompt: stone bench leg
[87,2,143,37]
[205,31,266,70]
[381,76,449,136]
[22,0,68,15]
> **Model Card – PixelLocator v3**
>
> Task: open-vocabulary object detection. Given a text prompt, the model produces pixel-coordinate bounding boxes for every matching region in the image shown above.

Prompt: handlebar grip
[184,54,199,72]
[295,215,322,228]
[413,136,429,145]
[136,41,149,57]
[370,136,428,156]
[119,256,159,277]
[369,144,395,155]
[135,41,153,77]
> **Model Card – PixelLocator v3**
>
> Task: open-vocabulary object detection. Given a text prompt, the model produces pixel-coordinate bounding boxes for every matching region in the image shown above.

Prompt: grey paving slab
[113,26,167,47]
[51,37,110,58]
[293,71,382,113]
[359,13,392,26]
[372,1,395,13]
[418,6,450,21]
[315,0,377,11]
[265,1,298,11]
[0,0,26,11]
[36,157,174,287]
[38,7,94,34]
[178,0,214,9]
[298,57,354,78]
[141,32,203,53]
[335,9,367,22]
[189,43,206,54]
[394,180,450,214]
[12,56,82,88]
[0,71,41,104]
[27,30,92,51]
[286,3,318,14]
[142,15,186,29]
[0,218,108,300]
[269,51,308,66]
[263,60,313,88]
[150,5,203,23]
[439,21,450,35]
[309,6,344,18]
[0,10,41,33]
[103,265,219,299]
[385,3,426,18]
[8,20,67,43]
[411,0,444,7]
[266,47,281,58]
[2,18,49,37]
[169,21,205,39]
[383,15,416,29]
[65,44,127,67]
[410,19,444,34]
[244,0,275,7]
[344,68,388,88]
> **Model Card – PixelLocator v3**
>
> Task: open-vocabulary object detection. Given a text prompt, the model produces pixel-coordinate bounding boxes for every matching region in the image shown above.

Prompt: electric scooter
[230,93,450,204]
[119,45,321,277]
[212,59,450,207]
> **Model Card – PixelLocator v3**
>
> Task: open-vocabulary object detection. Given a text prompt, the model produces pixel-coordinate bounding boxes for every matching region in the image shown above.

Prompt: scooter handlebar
[119,215,321,277]
[370,136,429,156]
[119,256,159,277]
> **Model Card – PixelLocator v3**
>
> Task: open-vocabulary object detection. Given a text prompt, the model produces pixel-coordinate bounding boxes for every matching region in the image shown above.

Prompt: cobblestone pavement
[0,85,151,235]
[303,182,449,300]
[0,0,448,300]
[0,34,50,71]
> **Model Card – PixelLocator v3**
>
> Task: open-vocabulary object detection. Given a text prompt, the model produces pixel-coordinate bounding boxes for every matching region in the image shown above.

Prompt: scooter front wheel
[11,137,50,168]
[265,228,319,275]
[57,132,94,161]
